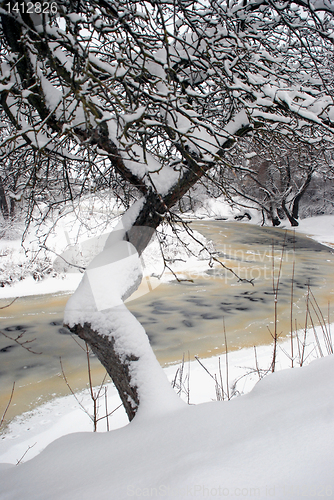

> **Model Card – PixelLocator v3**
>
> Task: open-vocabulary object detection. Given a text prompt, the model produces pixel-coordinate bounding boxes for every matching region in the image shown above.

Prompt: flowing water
[1,221,333,422]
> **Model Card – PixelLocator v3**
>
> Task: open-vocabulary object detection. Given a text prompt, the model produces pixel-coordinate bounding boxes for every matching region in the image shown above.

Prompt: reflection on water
[1,221,333,422]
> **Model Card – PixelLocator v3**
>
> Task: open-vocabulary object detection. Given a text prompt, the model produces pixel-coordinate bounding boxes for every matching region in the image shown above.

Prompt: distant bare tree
[220,135,330,226]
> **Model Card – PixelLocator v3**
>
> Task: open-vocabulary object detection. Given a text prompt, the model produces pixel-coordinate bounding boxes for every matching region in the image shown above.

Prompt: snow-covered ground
[0,198,334,499]
[0,342,333,500]
[0,197,213,300]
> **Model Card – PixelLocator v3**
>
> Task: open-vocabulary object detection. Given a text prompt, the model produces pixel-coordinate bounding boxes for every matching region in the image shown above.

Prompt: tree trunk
[0,177,9,219]
[61,132,254,420]
[282,199,299,226]
[67,322,139,421]
[10,198,15,218]
[291,170,313,221]
[269,205,281,226]
[281,170,313,227]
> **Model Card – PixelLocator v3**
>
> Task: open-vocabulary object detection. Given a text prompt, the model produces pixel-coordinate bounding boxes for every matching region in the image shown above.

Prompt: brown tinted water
[1,221,333,422]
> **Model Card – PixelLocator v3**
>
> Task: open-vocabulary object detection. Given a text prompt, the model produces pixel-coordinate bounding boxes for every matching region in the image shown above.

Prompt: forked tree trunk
[291,170,313,221]
[281,170,313,227]
[269,204,281,226]
[62,137,251,421]
[282,199,299,226]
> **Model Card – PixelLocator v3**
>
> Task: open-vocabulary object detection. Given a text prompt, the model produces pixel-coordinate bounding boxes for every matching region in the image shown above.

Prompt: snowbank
[0,201,214,300]
[0,322,330,464]
[0,353,333,499]
[293,215,334,249]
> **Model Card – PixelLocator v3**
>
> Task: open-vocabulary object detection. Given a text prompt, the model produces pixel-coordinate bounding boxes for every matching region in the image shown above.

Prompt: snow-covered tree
[218,135,331,226]
[1,0,334,419]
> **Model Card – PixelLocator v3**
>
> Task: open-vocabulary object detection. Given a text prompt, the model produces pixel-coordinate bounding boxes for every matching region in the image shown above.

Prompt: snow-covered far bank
[0,347,333,500]
[0,201,214,300]
[292,215,334,249]
[191,196,334,249]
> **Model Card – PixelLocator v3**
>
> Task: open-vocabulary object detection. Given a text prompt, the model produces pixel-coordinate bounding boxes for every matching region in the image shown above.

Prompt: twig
[16,442,37,465]
[60,348,116,432]
[0,382,15,428]
[0,297,18,309]
[300,284,310,366]
[309,310,324,358]
[85,344,95,407]
[194,356,217,382]
[187,351,190,405]
[60,357,92,418]
[253,346,262,380]
[209,254,255,286]
[105,387,109,432]
[270,232,287,372]
[195,356,228,400]
[39,244,86,271]
[68,333,86,351]
[172,353,191,402]
[223,318,230,400]
[232,364,271,390]
[290,231,296,368]
[328,302,333,352]
[0,330,42,355]
[296,318,301,363]
[162,213,254,285]
[309,290,333,355]
[218,356,224,401]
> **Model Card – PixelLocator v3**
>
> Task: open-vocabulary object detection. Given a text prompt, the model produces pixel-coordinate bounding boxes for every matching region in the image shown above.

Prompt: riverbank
[0,208,212,300]
[0,318,332,464]
[0,326,333,499]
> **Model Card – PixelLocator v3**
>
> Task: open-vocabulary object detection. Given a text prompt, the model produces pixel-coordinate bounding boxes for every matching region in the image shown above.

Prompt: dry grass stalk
[60,343,121,432]
[172,352,190,403]
[268,232,287,372]
[0,382,15,429]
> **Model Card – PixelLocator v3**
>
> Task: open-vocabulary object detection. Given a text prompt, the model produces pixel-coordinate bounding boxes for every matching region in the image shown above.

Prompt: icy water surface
[1,221,333,421]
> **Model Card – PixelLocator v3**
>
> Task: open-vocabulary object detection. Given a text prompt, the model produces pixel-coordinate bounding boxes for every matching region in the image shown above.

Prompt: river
[1,221,333,422]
